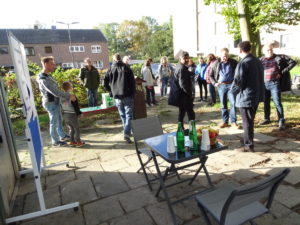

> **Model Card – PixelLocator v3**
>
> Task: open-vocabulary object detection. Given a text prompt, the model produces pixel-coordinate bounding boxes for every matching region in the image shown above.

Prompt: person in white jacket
[142,59,157,106]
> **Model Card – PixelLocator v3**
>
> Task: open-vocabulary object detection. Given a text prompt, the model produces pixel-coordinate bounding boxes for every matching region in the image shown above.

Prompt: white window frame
[91,45,102,53]
[25,47,35,56]
[62,62,74,68]
[93,60,103,69]
[280,34,293,49]
[69,46,85,52]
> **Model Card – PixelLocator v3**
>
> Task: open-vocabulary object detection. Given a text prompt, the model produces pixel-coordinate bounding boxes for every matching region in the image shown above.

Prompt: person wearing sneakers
[37,56,76,146]
[210,48,239,128]
[231,41,264,152]
[259,43,296,130]
[104,53,136,144]
[61,82,85,147]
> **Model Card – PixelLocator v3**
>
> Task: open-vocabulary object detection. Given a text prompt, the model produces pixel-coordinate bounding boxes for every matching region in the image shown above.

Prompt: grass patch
[291,65,300,77]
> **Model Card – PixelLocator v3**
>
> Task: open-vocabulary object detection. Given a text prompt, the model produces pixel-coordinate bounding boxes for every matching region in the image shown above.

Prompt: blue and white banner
[7,32,43,173]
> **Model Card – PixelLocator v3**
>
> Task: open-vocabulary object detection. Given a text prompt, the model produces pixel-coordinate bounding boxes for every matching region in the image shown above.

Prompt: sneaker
[75,141,85,147]
[231,122,242,129]
[219,123,230,128]
[279,121,286,130]
[52,141,67,147]
[124,137,133,144]
[69,141,77,146]
[60,135,70,141]
[258,119,271,125]
[236,145,254,153]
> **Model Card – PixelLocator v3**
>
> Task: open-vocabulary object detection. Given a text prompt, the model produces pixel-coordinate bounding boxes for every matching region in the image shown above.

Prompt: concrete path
[12,89,300,225]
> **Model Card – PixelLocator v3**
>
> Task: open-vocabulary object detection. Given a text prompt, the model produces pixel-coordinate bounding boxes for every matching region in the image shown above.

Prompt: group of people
[169,41,296,152]
[37,41,295,150]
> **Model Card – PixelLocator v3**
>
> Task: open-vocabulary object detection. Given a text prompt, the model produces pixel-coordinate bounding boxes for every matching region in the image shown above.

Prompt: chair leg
[198,203,213,225]
[136,154,153,191]
[136,157,152,173]
[156,167,169,197]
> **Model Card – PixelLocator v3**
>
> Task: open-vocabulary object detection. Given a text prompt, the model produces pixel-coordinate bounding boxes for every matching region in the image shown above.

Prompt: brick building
[0,28,109,69]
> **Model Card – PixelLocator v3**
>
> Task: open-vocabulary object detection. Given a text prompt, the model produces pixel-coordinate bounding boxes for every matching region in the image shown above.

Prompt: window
[94,61,103,69]
[91,45,102,53]
[69,46,85,52]
[215,21,228,35]
[25,47,35,56]
[62,62,74,68]
[0,47,8,54]
[280,34,293,49]
[45,46,53,53]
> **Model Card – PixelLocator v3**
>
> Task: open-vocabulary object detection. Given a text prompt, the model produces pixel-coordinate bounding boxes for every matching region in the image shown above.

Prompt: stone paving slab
[23,186,60,214]
[74,159,104,179]
[116,186,158,213]
[110,208,154,225]
[118,167,150,189]
[101,158,131,171]
[83,196,124,225]
[275,184,300,208]
[20,208,85,225]
[46,170,76,188]
[91,172,130,198]
[61,177,98,204]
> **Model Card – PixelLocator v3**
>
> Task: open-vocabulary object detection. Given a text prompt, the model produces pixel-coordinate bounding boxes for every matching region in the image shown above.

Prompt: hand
[214,83,220,87]
[70,94,76,101]
[276,74,281,79]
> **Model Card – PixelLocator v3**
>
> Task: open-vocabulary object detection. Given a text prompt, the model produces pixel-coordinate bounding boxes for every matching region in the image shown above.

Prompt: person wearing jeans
[79,58,100,107]
[218,84,236,125]
[104,53,136,143]
[210,48,239,128]
[115,97,134,139]
[43,102,66,145]
[157,56,173,97]
[37,56,76,146]
[259,43,296,130]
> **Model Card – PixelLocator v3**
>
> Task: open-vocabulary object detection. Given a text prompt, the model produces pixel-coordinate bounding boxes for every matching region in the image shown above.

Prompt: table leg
[151,151,178,225]
[188,156,210,186]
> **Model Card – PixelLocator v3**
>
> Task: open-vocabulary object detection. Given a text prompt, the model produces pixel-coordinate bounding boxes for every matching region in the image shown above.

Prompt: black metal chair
[195,168,290,225]
[132,116,164,191]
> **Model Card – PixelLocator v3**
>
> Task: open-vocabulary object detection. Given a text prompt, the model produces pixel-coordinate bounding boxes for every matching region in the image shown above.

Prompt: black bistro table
[144,132,227,225]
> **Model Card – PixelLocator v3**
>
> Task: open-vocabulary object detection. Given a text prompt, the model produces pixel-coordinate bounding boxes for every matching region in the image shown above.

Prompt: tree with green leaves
[204,0,300,56]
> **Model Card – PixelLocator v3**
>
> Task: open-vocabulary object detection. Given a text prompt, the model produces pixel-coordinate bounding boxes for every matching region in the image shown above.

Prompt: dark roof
[0,29,107,45]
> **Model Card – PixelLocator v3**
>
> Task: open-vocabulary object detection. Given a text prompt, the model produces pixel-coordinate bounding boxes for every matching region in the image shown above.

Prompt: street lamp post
[56,21,79,68]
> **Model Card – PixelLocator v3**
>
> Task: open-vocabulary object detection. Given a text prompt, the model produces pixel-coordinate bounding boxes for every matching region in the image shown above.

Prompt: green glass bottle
[190,120,199,151]
[176,122,185,152]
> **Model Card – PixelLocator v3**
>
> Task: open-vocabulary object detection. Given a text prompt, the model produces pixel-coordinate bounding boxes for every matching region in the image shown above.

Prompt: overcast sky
[1,0,176,29]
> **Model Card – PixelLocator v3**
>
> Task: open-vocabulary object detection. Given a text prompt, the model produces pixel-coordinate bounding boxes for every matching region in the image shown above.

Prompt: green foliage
[291,65,300,77]
[27,60,41,75]
[95,16,174,60]
[2,67,107,117]
[204,0,300,56]
[130,64,143,78]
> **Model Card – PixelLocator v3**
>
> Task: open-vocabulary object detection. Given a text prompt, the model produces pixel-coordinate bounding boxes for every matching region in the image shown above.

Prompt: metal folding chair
[195,168,290,225]
[132,116,179,191]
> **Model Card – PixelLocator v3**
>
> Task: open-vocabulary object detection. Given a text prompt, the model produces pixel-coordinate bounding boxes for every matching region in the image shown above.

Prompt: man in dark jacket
[231,41,264,152]
[79,58,100,107]
[168,51,195,126]
[104,53,136,143]
[210,48,239,129]
[259,43,296,130]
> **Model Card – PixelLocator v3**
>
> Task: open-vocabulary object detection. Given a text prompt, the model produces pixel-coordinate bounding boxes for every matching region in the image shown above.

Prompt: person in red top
[259,43,296,130]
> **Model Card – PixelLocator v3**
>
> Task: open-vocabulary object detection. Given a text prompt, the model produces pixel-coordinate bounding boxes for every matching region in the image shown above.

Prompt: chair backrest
[132,116,164,142]
[220,168,290,225]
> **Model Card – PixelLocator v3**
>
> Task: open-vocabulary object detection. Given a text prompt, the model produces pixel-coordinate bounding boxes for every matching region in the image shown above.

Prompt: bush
[130,63,143,78]
[2,67,107,117]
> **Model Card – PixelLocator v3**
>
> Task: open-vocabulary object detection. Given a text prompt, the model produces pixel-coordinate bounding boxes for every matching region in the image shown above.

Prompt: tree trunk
[237,0,251,41]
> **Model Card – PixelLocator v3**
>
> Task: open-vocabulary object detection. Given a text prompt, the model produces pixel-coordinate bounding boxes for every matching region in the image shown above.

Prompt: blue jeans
[87,89,98,107]
[160,77,169,96]
[264,80,284,122]
[208,83,216,104]
[218,84,236,123]
[43,102,66,144]
[115,97,134,137]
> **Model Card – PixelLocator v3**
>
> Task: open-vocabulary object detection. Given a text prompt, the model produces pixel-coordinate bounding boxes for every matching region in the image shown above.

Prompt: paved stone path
[12,90,300,225]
